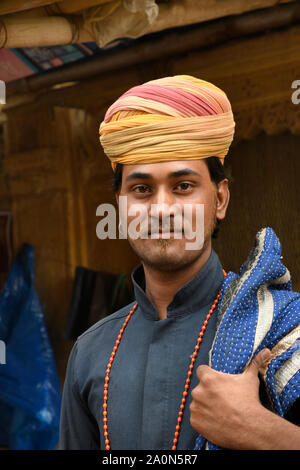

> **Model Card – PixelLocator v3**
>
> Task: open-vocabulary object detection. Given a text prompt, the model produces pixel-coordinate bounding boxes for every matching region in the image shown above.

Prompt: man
[59,75,300,450]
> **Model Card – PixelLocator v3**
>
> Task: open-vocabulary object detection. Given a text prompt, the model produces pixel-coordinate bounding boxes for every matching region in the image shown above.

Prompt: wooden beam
[0,0,296,49]
[0,0,113,16]
[147,0,294,34]
[56,0,116,14]
[0,0,60,16]
[5,2,300,98]
[0,1,114,20]
[5,23,300,143]
[0,15,91,48]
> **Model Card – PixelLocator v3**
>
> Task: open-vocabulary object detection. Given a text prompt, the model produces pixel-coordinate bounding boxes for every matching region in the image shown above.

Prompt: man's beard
[128,237,209,272]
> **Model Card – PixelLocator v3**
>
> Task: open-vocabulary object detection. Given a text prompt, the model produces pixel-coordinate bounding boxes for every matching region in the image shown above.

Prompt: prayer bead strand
[172,267,227,449]
[102,302,138,450]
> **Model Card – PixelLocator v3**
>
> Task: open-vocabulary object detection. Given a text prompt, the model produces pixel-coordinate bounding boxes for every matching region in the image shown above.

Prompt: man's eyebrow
[125,168,201,183]
[125,172,153,182]
[168,169,201,178]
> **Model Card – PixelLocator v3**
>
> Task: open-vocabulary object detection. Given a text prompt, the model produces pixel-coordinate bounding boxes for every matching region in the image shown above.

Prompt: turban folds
[99,75,235,171]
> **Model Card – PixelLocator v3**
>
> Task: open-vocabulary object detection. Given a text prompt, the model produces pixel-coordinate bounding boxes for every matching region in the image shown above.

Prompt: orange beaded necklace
[102,268,227,450]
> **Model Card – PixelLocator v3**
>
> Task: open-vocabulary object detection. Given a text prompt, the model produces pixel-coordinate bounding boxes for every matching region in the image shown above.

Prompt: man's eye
[175,182,194,191]
[132,185,151,193]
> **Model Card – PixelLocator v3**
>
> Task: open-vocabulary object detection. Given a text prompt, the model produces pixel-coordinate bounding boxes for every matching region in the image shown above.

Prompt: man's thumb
[246,348,271,375]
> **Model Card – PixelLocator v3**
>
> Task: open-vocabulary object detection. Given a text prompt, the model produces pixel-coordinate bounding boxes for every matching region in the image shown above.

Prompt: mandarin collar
[131,249,224,321]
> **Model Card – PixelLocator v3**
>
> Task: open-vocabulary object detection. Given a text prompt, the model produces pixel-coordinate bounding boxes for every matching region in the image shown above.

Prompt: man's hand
[189,348,300,449]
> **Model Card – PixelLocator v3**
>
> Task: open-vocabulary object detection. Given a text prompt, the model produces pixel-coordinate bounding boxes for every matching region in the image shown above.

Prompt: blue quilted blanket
[194,227,300,450]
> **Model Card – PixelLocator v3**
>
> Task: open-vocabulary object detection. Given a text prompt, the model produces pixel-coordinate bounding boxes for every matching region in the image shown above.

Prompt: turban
[99,75,235,171]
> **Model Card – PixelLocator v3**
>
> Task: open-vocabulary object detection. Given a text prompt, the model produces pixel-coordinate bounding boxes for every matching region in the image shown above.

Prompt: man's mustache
[139,218,187,236]
[122,208,204,249]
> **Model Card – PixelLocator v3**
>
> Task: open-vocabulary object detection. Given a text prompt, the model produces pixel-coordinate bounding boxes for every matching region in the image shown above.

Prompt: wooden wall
[1,24,300,385]
[213,131,300,287]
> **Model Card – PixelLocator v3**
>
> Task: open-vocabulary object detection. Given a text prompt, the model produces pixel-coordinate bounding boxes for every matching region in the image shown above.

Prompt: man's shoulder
[76,300,137,342]
[69,300,137,371]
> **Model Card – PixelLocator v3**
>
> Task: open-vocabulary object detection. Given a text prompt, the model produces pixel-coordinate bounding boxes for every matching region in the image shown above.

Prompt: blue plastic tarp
[0,244,61,449]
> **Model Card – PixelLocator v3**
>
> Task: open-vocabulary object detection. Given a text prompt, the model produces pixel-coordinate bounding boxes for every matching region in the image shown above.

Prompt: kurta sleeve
[59,341,100,450]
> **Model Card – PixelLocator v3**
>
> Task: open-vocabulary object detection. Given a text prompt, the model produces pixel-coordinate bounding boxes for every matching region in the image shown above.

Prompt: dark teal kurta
[59,249,224,450]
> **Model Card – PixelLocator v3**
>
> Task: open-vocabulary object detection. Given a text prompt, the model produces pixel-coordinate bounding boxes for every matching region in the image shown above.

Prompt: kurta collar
[131,249,224,321]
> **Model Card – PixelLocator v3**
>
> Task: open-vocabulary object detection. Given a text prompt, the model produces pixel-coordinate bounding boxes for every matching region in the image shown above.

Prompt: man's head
[111,158,230,272]
[99,75,235,272]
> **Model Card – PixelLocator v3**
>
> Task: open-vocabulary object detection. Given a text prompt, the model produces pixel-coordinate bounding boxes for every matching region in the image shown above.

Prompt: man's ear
[215,179,230,221]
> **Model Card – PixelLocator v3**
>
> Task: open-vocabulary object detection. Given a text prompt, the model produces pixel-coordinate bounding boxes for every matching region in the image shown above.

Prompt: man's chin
[128,237,205,272]
[140,253,202,273]
[129,235,204,253]
[128,236,185,258]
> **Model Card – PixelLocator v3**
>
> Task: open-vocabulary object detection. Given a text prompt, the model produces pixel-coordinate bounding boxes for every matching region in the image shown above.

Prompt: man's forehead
[122,159,208,179]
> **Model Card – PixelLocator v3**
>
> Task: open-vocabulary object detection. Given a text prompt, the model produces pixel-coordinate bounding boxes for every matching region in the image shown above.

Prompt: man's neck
[143,244,212,320]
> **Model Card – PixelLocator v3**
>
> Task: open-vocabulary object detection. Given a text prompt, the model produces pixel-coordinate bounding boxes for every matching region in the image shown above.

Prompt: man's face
[116,160,229,272]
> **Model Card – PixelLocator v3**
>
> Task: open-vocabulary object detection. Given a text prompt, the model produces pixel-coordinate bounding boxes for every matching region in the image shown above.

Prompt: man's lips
[148,228,181,233]
[147,229,183,238]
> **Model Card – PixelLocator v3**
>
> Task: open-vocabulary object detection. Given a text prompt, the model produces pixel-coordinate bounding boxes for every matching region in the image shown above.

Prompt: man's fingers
[196,350,271,381]
[245,348,271,376]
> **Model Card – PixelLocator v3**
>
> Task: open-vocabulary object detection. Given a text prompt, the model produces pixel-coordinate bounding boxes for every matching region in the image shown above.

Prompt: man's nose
[150,186,176,207]
[149,187,179,220]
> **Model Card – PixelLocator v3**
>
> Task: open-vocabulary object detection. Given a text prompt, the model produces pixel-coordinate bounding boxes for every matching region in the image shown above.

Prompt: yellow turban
[99,75,235,171]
